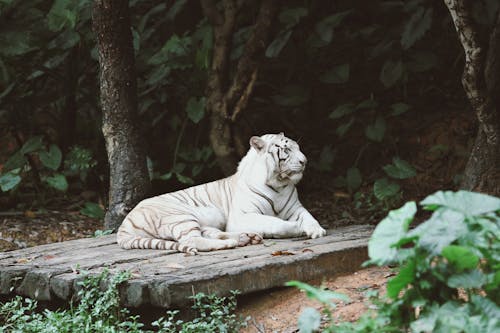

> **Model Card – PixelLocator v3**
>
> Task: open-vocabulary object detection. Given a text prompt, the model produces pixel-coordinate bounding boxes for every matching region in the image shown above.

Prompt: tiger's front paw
[238,232,263,246]
[303,221,327,239]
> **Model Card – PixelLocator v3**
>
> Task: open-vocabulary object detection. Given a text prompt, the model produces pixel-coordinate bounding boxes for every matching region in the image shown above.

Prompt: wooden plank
[0,225,374,308]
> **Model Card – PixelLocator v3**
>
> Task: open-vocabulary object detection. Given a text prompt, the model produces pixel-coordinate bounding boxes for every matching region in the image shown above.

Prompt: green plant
[64,146,97,182]
[93,229,113,237]
[291,190,500,333]
[0,269,247,333]
[153,291,248,333]
[80,201,105,220]
[0,137,98,194]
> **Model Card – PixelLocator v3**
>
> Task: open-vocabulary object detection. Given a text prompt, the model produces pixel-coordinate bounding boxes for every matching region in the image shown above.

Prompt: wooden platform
[0,224,373,308]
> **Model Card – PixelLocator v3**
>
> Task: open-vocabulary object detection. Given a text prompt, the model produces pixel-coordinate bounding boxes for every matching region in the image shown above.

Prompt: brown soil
[238,266,391,333]
[0,210,102,251]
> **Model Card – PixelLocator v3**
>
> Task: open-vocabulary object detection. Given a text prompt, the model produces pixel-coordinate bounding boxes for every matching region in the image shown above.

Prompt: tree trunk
[202,0,278,175]
[92,0,151,230]
[444,0,500,196]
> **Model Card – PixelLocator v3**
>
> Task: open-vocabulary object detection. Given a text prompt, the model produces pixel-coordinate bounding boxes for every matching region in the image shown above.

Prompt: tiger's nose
[299,156,307,166]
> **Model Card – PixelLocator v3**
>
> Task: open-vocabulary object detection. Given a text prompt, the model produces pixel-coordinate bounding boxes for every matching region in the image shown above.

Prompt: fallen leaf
[302,248,314,253]
[271,250,295,256]
[165,262,185,270]
[24,210,36,218]
[334,191,350,198]
[43,255,55,260]
[16,257,33,264]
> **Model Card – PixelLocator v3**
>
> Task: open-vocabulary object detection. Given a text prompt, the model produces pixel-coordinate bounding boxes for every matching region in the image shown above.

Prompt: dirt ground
[238,266,391,333]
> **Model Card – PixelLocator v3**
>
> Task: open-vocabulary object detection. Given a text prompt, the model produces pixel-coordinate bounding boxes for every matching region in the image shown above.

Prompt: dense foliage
[2,0,497,211]
[0,269,247,333]
[290,190,500,332]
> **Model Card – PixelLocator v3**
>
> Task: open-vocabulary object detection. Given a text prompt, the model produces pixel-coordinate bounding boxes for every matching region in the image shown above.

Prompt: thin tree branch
[224,0,278,119]
[231,68,257,122]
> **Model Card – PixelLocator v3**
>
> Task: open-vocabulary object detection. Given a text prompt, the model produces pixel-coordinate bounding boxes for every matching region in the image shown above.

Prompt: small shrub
[291,190,500,333]
[153,291,248,333]
[0,270,247,333]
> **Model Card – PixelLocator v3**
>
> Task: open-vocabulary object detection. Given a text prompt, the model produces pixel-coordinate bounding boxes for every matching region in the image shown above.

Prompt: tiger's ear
[250,136,266,153]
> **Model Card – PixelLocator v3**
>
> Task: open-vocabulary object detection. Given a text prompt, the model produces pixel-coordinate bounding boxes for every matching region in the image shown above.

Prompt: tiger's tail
[117,232,197,254]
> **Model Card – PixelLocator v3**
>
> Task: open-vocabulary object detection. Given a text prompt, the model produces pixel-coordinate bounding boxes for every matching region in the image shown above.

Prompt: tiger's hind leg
[201,227,263,247]
[160,218,238,252]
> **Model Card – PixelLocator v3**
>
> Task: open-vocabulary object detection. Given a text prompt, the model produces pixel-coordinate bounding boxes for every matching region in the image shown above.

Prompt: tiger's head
[246,133,307,188]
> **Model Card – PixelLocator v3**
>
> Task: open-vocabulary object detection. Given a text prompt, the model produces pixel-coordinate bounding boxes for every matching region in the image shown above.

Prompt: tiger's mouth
[278,168,304,180]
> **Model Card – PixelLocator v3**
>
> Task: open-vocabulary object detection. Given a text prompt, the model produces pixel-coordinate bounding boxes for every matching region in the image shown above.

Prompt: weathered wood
[0,225,373,308]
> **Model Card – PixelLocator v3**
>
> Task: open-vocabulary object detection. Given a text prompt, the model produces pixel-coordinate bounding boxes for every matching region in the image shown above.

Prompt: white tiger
[117,133,326,254]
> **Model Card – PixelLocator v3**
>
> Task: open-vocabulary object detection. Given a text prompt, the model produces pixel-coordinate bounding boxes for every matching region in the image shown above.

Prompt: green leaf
[44,173,68,192]
[391,103,411,116]
[319,64,349,84]
[315,11,351,43]
[356,99,378,109]
[410,304,439,333]
[420,190,500,216]
[159,172,173,181]
[329,103,355,120]
[80,202,105,220]
[0,82,15,101]
[373,178,400,201]
[380,59,403,88]
[286,281,350,304]
[442,245,479,271]
[47,0,78,32]
[3,151,27,172]
[0,168,21,192]
[346,167,362,192]
[165,0,187,21]
[175,173,194,185]
[383,157,416,179]
[297,307,321,333]
[0,30,36,56]
[148,34,192,65]
[411,209,468,255]
[39,144,62,171]
[401,7,433,50]
[186,96,206,123]
[271,84,310,106]
[365,116,386,142]
[266,30,292,58]
[387,259,416,298]
[313,146,335,172]
[94,229,113,237]
[336,117,354,137]
[21,136,44,154]
[447,270,487,289]
[279,7,308,28]
[471,295,500,319]
[368,201,417,265]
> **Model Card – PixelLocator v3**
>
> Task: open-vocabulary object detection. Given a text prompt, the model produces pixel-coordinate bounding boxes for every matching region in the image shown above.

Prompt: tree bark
[202,0,278,175]
[92,0,151,230]
[444,0,500,195]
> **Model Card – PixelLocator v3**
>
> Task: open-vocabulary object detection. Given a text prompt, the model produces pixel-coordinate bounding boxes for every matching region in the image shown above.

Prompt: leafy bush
[291,190,500,333]
[0,137,97,194]
[0,270,247,333]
